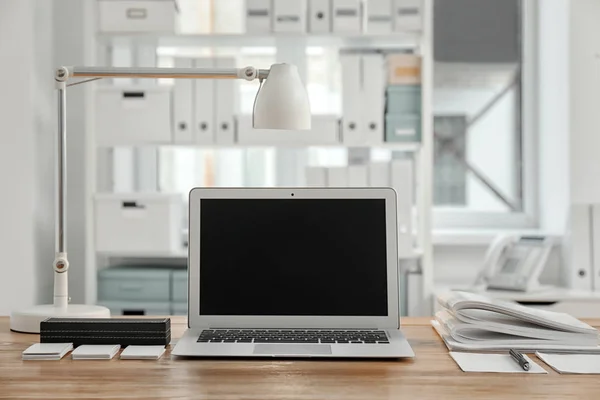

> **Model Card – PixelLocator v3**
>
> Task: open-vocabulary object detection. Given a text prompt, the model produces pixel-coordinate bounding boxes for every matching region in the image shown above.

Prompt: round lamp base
[10,304,111,333]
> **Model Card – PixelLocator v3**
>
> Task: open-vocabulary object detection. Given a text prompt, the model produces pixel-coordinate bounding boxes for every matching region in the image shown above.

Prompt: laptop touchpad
[253,344,332,355]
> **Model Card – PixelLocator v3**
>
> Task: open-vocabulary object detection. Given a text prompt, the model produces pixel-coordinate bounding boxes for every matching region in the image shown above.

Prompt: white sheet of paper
[450,352,547,373]
[536,352,600,374]
[120,345,166,360]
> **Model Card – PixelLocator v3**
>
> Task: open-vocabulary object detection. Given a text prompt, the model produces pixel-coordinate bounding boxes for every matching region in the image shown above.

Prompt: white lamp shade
[253,63,311,130]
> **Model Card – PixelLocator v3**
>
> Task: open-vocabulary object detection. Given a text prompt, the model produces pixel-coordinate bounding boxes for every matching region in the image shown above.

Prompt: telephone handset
[473,235,555,292]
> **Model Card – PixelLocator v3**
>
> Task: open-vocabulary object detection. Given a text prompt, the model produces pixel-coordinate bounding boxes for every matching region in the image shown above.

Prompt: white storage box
[308,0,331,33]
[246,0,272,33]
[94,193,183,254]
[98,0,178,33]
[393,0,422,32]
[273,0,307,33]
[365,0,393,34]
[387,54,421,84]
[237,114,340,145]
[332,0,362,32]
[95,86,172,146]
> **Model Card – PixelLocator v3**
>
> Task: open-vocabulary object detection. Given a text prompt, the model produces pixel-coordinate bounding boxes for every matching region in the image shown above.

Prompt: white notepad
[22,343,73,360]
[71,345,120,360]
[536,352,600,374]
[450,352,547,374]
[120,345,166,360]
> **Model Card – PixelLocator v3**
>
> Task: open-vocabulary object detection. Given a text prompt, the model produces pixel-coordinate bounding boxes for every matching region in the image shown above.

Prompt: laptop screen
[199,198,389,317]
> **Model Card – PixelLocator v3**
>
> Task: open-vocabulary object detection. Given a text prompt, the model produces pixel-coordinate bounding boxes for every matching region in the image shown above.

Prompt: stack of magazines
[432,291,600,352]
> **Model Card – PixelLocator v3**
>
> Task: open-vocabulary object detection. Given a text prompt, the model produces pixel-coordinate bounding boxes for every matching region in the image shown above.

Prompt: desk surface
[2,317,600,400]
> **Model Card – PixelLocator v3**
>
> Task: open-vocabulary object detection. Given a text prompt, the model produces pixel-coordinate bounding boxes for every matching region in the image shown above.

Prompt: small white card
[450,352,547,374]
[22,343,73,360]
[120,345,166,360]
[72,344,120,360]
[536,352,600,374]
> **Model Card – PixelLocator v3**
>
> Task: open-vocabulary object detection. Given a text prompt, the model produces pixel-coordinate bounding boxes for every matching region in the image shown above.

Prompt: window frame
[432,0,538,230]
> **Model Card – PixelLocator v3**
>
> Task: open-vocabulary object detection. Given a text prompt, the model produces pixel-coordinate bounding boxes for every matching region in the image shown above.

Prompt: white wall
[537,0,569,234]
[53,0,96,304]
[0,0,54,315]
[568,0,600,205]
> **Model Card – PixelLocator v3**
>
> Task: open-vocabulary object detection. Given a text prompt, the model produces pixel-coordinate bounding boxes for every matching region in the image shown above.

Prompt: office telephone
[473,235,555,292]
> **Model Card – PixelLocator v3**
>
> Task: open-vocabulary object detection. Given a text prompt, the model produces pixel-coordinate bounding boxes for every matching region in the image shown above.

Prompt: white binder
[327,167,349,187]
[172,58,194,143]
[273,0,307,33]
[391,159,414,258]
[246,0,272,33]
[340,53,363,145]
[194,57,215,144]
[332,0,362,32]
[393,0,422,32]
[348,165,368,187]
[361,53,385,145]
[308,0,331,33]
[567,204,594,291]
[306,167,328,187]
[365,0,393,34]
[368,162,391,187]
[214,57,237,145]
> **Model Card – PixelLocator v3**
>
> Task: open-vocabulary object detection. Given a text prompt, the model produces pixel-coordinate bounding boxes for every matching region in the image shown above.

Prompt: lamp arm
[51,64,272,308]
[55,66,270,82]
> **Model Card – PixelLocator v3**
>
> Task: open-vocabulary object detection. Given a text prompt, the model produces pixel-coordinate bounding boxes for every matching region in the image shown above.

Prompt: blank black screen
[199,198,388,316]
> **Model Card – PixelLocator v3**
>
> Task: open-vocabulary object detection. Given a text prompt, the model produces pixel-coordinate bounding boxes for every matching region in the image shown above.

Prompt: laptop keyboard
[196,329,389,344]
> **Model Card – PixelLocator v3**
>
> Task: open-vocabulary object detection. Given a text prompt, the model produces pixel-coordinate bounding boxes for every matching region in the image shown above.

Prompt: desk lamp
[10,63,311,333]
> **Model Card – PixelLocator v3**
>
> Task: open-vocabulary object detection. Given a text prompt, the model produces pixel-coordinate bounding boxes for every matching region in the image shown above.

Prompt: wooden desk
[1,317,600,400]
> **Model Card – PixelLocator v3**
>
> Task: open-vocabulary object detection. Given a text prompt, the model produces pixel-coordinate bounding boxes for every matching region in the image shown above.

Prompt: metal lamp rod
[52,65,269,307]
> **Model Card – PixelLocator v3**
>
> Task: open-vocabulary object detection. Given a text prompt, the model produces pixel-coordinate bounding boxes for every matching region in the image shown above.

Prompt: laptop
[172,187,415,358]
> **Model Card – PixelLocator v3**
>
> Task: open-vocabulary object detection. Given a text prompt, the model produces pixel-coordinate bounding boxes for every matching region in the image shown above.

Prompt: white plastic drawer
[95,86,172,146]
[171,302,188,316]
[171,269,188,302]
[98,0,178,33]
[94,193,183,254]
[98,267,171,301]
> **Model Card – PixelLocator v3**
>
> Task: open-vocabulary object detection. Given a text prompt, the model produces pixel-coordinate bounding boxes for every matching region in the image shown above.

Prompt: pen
[509,349,530,371]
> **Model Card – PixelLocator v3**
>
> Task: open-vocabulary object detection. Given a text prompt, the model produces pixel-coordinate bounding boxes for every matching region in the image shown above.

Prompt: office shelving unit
[87,0,434,316]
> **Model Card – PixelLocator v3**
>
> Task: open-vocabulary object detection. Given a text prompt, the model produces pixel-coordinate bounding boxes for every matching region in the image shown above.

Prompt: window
[432,0,536,228]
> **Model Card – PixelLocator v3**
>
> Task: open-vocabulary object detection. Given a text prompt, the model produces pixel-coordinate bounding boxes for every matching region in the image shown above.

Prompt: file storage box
[95,86,172,146]
[171,269,188,302]
[386,85,422,114]
[98,267,172,302]
[94,193,183,253]
[385,114,421,142]
[171,303,188,316]
[98,0,179,33]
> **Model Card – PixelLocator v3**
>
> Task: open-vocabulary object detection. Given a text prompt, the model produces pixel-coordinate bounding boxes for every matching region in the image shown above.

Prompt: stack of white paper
[71,344,120,360]
[433,291,600,352]
[22,343,73,361]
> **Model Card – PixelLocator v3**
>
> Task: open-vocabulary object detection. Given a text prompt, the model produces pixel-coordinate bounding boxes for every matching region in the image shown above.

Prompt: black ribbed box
[40,318,171,346]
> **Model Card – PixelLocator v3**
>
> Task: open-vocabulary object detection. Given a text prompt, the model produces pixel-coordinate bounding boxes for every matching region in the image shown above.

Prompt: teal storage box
[171,302,188,316]
[98,300,171,316]
[171,269,188,302]
[385,114,421,143]
[98,267,171,302]
[386,85,421,114]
